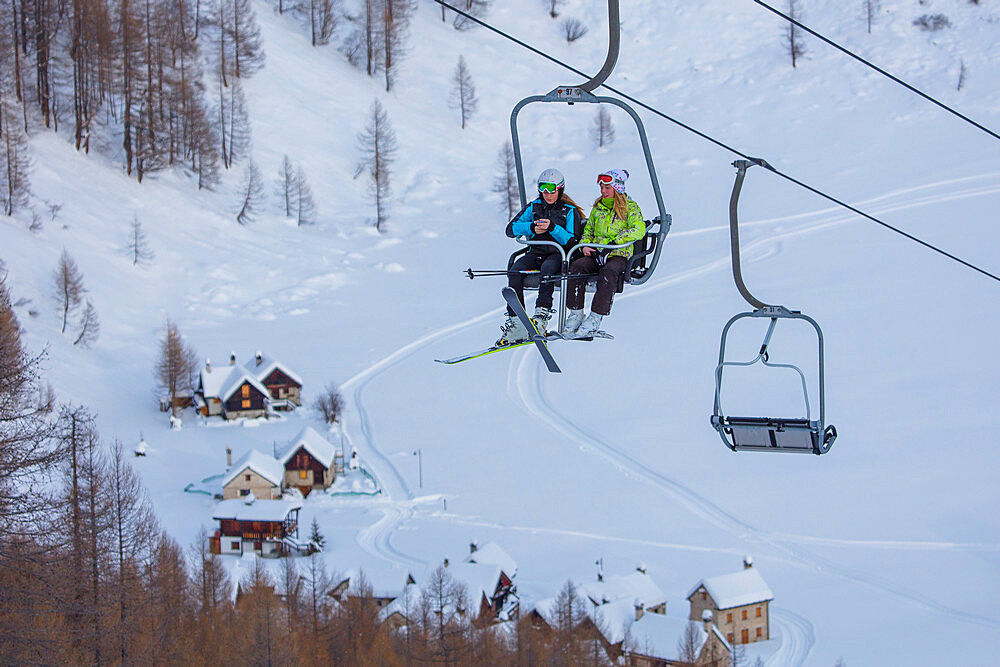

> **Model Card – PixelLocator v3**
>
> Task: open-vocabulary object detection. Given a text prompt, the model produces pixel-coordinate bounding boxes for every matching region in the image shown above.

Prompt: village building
[246,351,303,409]
[686,557,773,646]
[222,449,285,500]
[579,564,668,615]
[209,496,303,558]
[278,426,336,496]
[329,569,410,613]
[626,609,732,666]
[194,355,270,420]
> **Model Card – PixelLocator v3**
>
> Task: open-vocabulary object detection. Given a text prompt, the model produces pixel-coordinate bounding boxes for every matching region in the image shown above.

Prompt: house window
[727,612,733,624]
[727,633,733,644]
[245,474,251,482]
[299,470,308,479]
[756,627,762,638]
[756,606,761,618]
[701,591,706,600]
[742,609,748,620]
[741,629,748,644]
[242,385,250,398]
[231,541,240,550]
[241,399,251,408]
[239,489,250,496]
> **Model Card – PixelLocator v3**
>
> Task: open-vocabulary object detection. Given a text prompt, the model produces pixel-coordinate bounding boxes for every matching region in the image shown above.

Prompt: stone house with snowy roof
[209,496,303,558]
[195,356,270,419]
[278,426,336,496]
[626,610,732,666]
[246,351,302,408]
[222,450,284,500]
[579,565,667,615]
[687,557,773,646]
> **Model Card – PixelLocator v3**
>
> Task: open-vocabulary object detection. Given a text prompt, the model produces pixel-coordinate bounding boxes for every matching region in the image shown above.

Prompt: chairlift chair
[710,160,837,455]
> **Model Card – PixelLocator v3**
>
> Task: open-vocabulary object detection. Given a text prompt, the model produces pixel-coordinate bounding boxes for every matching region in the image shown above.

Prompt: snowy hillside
[3,0,1000,663]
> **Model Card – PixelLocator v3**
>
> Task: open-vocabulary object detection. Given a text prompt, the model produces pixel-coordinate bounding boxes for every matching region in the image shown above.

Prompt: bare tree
[382,0,415,92]
[677,621,701,663]
[451,0,491,30]
[275,155,299,218]
[128,217,155,265]
[302,550,332,636]
[53,250,86,334]
[492,142,519,219]
[591,107,615,149]
[73,300,100,348]
[308,0,340,46]
[155,319,199,413]
[957,59,967,91]
[236,158,265,225]
[295,164,317,226]
[278,557,302,635]
[420,565,470,664]
[356,99,398,232]
[562,17,587,42]
[218,79,250,169]
[450,56,477,129]
[863,0,880,34]
[342,0,380,75]
[1,99,31,216]
[785,0,806,68]
[547,0,563,18]
[314,382,344,423]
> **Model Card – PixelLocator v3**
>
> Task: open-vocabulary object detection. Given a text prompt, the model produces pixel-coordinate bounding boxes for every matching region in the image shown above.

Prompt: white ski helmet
[537,168,565,191]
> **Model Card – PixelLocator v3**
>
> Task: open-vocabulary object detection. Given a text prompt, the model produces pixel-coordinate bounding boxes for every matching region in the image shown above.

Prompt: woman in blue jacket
[497,168,585,346]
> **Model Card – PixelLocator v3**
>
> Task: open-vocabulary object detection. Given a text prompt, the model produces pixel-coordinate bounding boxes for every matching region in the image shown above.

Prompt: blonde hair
[558,192,586,227]
[593,190,628,223]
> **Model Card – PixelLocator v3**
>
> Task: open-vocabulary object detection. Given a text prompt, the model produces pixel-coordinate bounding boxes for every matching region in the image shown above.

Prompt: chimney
[226,447,232,469]
[255,351,263,367]
[230,351,236,365]
[205,358,212,373]
[702,609,714,633]
[443,558,449,568]
[469,540,478,554]
[743,555,753,570]
[636,562,647,575]
[634,599,645,621]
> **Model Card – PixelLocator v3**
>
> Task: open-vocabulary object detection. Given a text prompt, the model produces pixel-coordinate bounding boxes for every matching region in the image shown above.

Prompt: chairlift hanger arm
[729,160,778,311]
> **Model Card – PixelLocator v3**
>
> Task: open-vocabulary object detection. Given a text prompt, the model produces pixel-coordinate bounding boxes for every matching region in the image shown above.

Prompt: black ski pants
[507,252,563,315]
[567,254,629,316]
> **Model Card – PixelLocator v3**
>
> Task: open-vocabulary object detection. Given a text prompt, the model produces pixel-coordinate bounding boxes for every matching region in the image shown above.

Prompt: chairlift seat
[711,415,835,455]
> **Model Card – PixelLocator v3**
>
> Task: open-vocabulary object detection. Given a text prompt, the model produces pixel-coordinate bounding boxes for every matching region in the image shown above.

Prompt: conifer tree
[356,98,397,232]
[785,0,806,68]
[155,319,198,414]
[128,217,155,265]
[450,55,477,129]
[73,300,100,348]
[492,141,519,219]
[53,250,86,334]
[382,0,415,91]
[295,164,317,226]
[591,106,615,148]
[1,99,31,216]
[236,158,265,225]
[275,155,299,217]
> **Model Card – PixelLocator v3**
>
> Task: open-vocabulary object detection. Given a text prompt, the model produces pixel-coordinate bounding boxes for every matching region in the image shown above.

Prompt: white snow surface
[2,0,1000,664]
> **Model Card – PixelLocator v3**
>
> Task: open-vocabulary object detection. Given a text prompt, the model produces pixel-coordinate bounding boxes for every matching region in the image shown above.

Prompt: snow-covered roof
[444,562,503,608]
[378,583,422,624]
[213,498,302,522]
[199,361,270,402]
[223,450,285,487]
[530,589,594,627]
[628,613,708,660]
[464,541,517,576]
[579,571,667,609]
[245,351,303,386]
[278,426,336,468]
[687,567,774,610]
[592,597,639,645]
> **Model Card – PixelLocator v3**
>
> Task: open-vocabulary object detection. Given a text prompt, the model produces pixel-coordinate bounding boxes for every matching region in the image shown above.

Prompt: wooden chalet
[246,351,302,409]
[686,558,773,646]
[278,426,336,496]
[195,356,270,420]
[210,497,303,558]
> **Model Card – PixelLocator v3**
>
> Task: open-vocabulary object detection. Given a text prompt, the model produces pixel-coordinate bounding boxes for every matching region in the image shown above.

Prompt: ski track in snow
[767,607,816,667]
[331,176,1000,626]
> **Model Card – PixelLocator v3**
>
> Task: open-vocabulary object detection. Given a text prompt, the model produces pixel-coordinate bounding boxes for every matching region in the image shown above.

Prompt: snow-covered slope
[3,0,1000,663]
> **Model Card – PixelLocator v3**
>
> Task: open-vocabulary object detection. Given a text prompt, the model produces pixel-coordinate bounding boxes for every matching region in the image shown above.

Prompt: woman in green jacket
[563,169,645,337]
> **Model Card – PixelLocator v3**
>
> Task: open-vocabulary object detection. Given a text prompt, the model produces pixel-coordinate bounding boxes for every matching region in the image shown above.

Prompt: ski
[502,287,562,373]
[434,334,561,365]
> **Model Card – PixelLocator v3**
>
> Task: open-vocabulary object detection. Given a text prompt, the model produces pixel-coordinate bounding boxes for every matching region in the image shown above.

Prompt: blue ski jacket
[505,198,581,252]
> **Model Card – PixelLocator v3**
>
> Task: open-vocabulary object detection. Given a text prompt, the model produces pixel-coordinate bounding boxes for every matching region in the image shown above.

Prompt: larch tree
[275,155,299,218]
[308,0,340,46]
[302,549,332,637]
[677,621,701,663]
[236,158,265,224]
[451,0,491,30]
[492,141,519,220]
[864,0,880,34]
[547,0,564,18]
[449,55,477,129]
[420,565,470,664]
[128,216,155,265]
[52,250,86,334]
[73,300,100,348]
[381,0,415,91]
[356,98,398,232]
[342,0,380,75]
[155,319,199,414]
[295,164,317,226]
[562,17,587,42]
[1,99,32,216]
[591,106,615,149]
[785,0,806,68]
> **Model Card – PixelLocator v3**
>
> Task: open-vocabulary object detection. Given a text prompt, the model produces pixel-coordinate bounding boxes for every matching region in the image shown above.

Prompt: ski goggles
[537,182,561,193]
[597,173,615,185]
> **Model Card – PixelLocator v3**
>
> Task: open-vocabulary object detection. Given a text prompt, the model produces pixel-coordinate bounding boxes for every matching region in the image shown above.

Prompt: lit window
[299,470,308,479]
[242,399,250,408]
[242,385,250,397]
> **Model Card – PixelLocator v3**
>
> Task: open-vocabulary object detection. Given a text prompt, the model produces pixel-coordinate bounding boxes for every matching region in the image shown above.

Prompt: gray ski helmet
[537,168,565,191]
